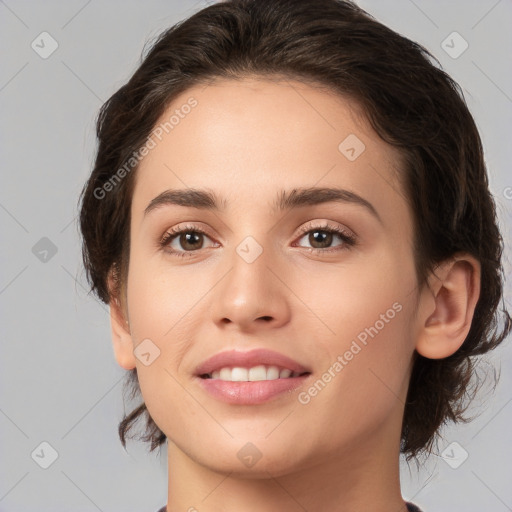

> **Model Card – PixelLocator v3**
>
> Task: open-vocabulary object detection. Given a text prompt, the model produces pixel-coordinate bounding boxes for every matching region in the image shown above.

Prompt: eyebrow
[144,186,382,223]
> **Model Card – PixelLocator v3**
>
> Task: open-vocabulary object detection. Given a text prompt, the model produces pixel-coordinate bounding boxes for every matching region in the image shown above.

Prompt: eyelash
[159,222,357,258]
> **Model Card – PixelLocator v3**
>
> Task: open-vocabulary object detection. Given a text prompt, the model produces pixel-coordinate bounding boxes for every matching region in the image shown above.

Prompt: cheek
[123,250,197,404]
[295,251,417,414]
[125,256,205,436]
[292,303,415,458]
[126,250,200,344]
[291,246,416,347]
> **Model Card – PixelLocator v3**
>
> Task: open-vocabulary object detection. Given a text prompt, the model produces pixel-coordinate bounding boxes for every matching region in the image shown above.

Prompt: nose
[211,242,292,333]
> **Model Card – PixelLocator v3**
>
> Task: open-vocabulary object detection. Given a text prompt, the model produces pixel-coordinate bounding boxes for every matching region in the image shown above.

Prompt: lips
[195,348,310,377]
[194,349,312,405]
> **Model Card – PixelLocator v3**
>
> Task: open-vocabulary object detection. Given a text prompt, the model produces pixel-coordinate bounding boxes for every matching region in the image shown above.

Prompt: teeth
[231,367,248,381]
[267,366,279,380]
[220,367,231,380]
[248,365,267,381]
[207,365,300,381]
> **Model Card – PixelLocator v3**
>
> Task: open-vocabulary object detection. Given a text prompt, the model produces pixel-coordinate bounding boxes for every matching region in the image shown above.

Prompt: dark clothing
[156,501,423,511]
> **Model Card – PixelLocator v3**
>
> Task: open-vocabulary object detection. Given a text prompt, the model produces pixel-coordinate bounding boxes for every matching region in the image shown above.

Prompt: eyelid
[295,220,355,239]
[160,220,357,256]
[158,224,217,248]
[161,220,354,241]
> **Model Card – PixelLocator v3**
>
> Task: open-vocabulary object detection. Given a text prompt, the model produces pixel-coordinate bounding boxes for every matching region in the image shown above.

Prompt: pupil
[310,230,332,248]
[181,232,202,250]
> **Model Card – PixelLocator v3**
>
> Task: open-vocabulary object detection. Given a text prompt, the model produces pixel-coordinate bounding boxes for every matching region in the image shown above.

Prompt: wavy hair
[79,0,511,460]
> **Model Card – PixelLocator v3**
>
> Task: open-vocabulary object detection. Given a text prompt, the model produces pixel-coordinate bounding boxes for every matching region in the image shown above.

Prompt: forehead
[132,77,408,225]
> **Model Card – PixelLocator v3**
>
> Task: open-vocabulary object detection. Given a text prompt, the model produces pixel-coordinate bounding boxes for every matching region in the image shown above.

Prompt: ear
[108,271,136,370]
[415,254,481,359]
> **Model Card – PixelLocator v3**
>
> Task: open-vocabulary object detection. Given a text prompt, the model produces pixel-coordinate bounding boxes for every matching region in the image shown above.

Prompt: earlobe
[108,275,136,370]
[415,255,481,360]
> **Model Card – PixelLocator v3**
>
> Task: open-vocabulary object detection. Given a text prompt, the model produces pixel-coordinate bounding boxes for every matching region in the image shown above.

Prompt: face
[119,77,421,476]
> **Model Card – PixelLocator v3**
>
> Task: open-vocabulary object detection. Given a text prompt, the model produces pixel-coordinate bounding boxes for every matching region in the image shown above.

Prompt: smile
[195,349,312,404]
[201,365,306,381]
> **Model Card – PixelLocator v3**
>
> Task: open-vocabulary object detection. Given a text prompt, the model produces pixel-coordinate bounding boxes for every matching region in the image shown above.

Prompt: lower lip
[197,375,310,405]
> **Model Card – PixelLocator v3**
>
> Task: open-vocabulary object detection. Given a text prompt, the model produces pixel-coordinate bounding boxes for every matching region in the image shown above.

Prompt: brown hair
[79,0,511,460]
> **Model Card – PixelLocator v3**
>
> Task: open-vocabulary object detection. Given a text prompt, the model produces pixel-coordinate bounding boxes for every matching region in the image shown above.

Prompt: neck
[164,410,408,512]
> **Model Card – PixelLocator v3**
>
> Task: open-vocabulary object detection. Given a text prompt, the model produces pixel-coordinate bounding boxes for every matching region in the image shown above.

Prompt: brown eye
[175,231,205,251]
[295,225,355,252]
[306,230,334,249]
[160,226,217,257]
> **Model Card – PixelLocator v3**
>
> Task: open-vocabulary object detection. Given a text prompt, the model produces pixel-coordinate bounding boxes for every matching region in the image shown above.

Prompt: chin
[187,436,314,478]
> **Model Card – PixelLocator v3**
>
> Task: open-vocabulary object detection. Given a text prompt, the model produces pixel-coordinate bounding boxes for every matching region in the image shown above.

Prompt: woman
[79,1,510,510]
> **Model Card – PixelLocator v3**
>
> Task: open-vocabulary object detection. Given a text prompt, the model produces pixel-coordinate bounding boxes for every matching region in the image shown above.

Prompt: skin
[109,78,480,512]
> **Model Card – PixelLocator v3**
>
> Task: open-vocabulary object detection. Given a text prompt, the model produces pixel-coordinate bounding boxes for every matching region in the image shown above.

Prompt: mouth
[200,365,310,381]
[194,349,312,405]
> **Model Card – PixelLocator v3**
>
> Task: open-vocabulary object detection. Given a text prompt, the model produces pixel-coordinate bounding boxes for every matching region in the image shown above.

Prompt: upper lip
[195,349,311,376]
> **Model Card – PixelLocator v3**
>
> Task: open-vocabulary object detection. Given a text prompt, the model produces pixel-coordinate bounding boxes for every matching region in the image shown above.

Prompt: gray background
[1,0,511,511]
